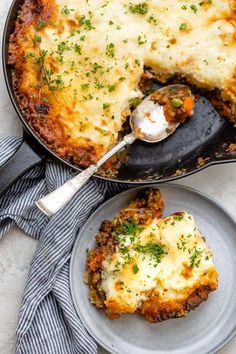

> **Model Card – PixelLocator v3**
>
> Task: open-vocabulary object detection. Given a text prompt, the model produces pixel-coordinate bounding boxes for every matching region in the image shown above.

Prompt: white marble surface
[0,1,235,353]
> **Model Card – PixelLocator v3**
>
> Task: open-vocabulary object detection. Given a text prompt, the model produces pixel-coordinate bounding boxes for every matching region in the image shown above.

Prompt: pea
[171,98,183,109]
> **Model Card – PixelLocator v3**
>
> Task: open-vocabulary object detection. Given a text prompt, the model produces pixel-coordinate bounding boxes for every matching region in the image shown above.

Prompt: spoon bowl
[130,84,192,142]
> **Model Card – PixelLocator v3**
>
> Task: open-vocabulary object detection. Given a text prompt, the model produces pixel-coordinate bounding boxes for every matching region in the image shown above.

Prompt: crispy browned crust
[138,285,216,323]
[9,0,99,167]
[84,189,218,323]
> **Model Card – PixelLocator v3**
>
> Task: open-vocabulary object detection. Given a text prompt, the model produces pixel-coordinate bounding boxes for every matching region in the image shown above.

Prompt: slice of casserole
[9,0,236,168]
[85,189,218,323]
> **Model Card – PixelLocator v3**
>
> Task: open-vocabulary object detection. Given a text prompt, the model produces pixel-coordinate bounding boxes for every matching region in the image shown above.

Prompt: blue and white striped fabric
[0,137,130,354]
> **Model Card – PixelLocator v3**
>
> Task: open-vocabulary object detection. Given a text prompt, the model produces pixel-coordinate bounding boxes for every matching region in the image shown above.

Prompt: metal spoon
[36,84,192,216]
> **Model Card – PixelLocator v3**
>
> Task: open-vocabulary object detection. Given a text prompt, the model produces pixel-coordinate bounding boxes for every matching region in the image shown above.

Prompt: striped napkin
[0,137,128,354]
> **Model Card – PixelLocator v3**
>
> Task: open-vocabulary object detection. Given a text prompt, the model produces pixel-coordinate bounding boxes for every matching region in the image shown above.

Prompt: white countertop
[0,1,235,353]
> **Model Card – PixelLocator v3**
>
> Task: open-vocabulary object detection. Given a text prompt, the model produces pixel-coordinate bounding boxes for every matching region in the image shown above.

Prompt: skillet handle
[0,139,43,196]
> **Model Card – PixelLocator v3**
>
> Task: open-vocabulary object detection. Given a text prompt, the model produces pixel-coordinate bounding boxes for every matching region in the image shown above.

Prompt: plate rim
[70,183,236,354]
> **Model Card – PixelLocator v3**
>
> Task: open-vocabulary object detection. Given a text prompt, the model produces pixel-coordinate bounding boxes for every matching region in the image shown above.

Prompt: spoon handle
[35,133,136,217]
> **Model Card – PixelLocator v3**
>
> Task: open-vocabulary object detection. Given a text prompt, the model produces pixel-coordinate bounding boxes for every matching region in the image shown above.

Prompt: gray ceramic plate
[70,184,236,354]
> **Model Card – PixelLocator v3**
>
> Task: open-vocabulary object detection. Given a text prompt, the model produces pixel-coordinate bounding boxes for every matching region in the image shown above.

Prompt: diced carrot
[183,97,194,112]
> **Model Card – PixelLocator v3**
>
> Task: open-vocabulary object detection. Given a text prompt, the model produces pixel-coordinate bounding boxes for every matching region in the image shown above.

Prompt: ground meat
[185,286,210,311]
[85,219,118,308]
[139,286,214,323]
[115,188,164,227]
[95,220,114,246]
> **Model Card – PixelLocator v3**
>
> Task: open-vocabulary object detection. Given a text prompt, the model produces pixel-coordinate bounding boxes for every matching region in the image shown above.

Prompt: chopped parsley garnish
[190,4,198,13]
[24,52,35,60]
[79,16,95,30]
[55,75,64,85]
[92,62,103,73]
[57,41,69,53]
[95,81,104,89]
[103,102,110,109]
[177,236,188,251]
[33,34,42,44]
[135,242,167,264]
[101,129,108,135]
[48,81,64,92]
[107,84,116,92]
[81,83,90,90]
[128,2,148,15]
[34,50,47,64]
[179,23,188,31]
[118,219,143,236]
[113,261,121,272]
[132,263,139,274]
[173,214,184,221]
[61,6,75,15]
[147,15,157,25]
[137,34,147,46]
[42,68,53,83]
[106,43,115,58]
[189,247,202,268]
[101,2,109,8]
[199,0,212,5]
[74,44,82,54]
[36,20,47,31]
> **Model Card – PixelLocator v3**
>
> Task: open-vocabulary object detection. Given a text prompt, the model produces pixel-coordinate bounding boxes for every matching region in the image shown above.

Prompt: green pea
[171,98,183,109]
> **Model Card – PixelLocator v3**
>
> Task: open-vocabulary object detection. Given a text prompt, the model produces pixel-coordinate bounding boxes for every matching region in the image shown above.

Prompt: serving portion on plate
[9,0,236,174]
[70,184,236,354]
[85,189,218,323]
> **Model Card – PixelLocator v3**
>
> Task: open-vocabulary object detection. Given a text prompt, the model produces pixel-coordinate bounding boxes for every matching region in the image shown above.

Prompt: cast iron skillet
[1,0,236,195]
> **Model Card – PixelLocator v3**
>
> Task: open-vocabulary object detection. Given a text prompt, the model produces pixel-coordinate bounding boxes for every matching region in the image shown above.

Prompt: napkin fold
[0,137,129,354]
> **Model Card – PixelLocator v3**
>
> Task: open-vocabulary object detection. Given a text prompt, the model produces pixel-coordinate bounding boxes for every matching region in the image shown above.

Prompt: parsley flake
[133,263,139,274]
[103,102,110,109]
[189,247,202,268]
[128,2,148,15]
[179,23,188,31]
[106,43,115,58]
[190,4,198,13]
[33,34,41,44]
[36,20,47,31]
[74,44,82,54]
[135,242,166,264]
